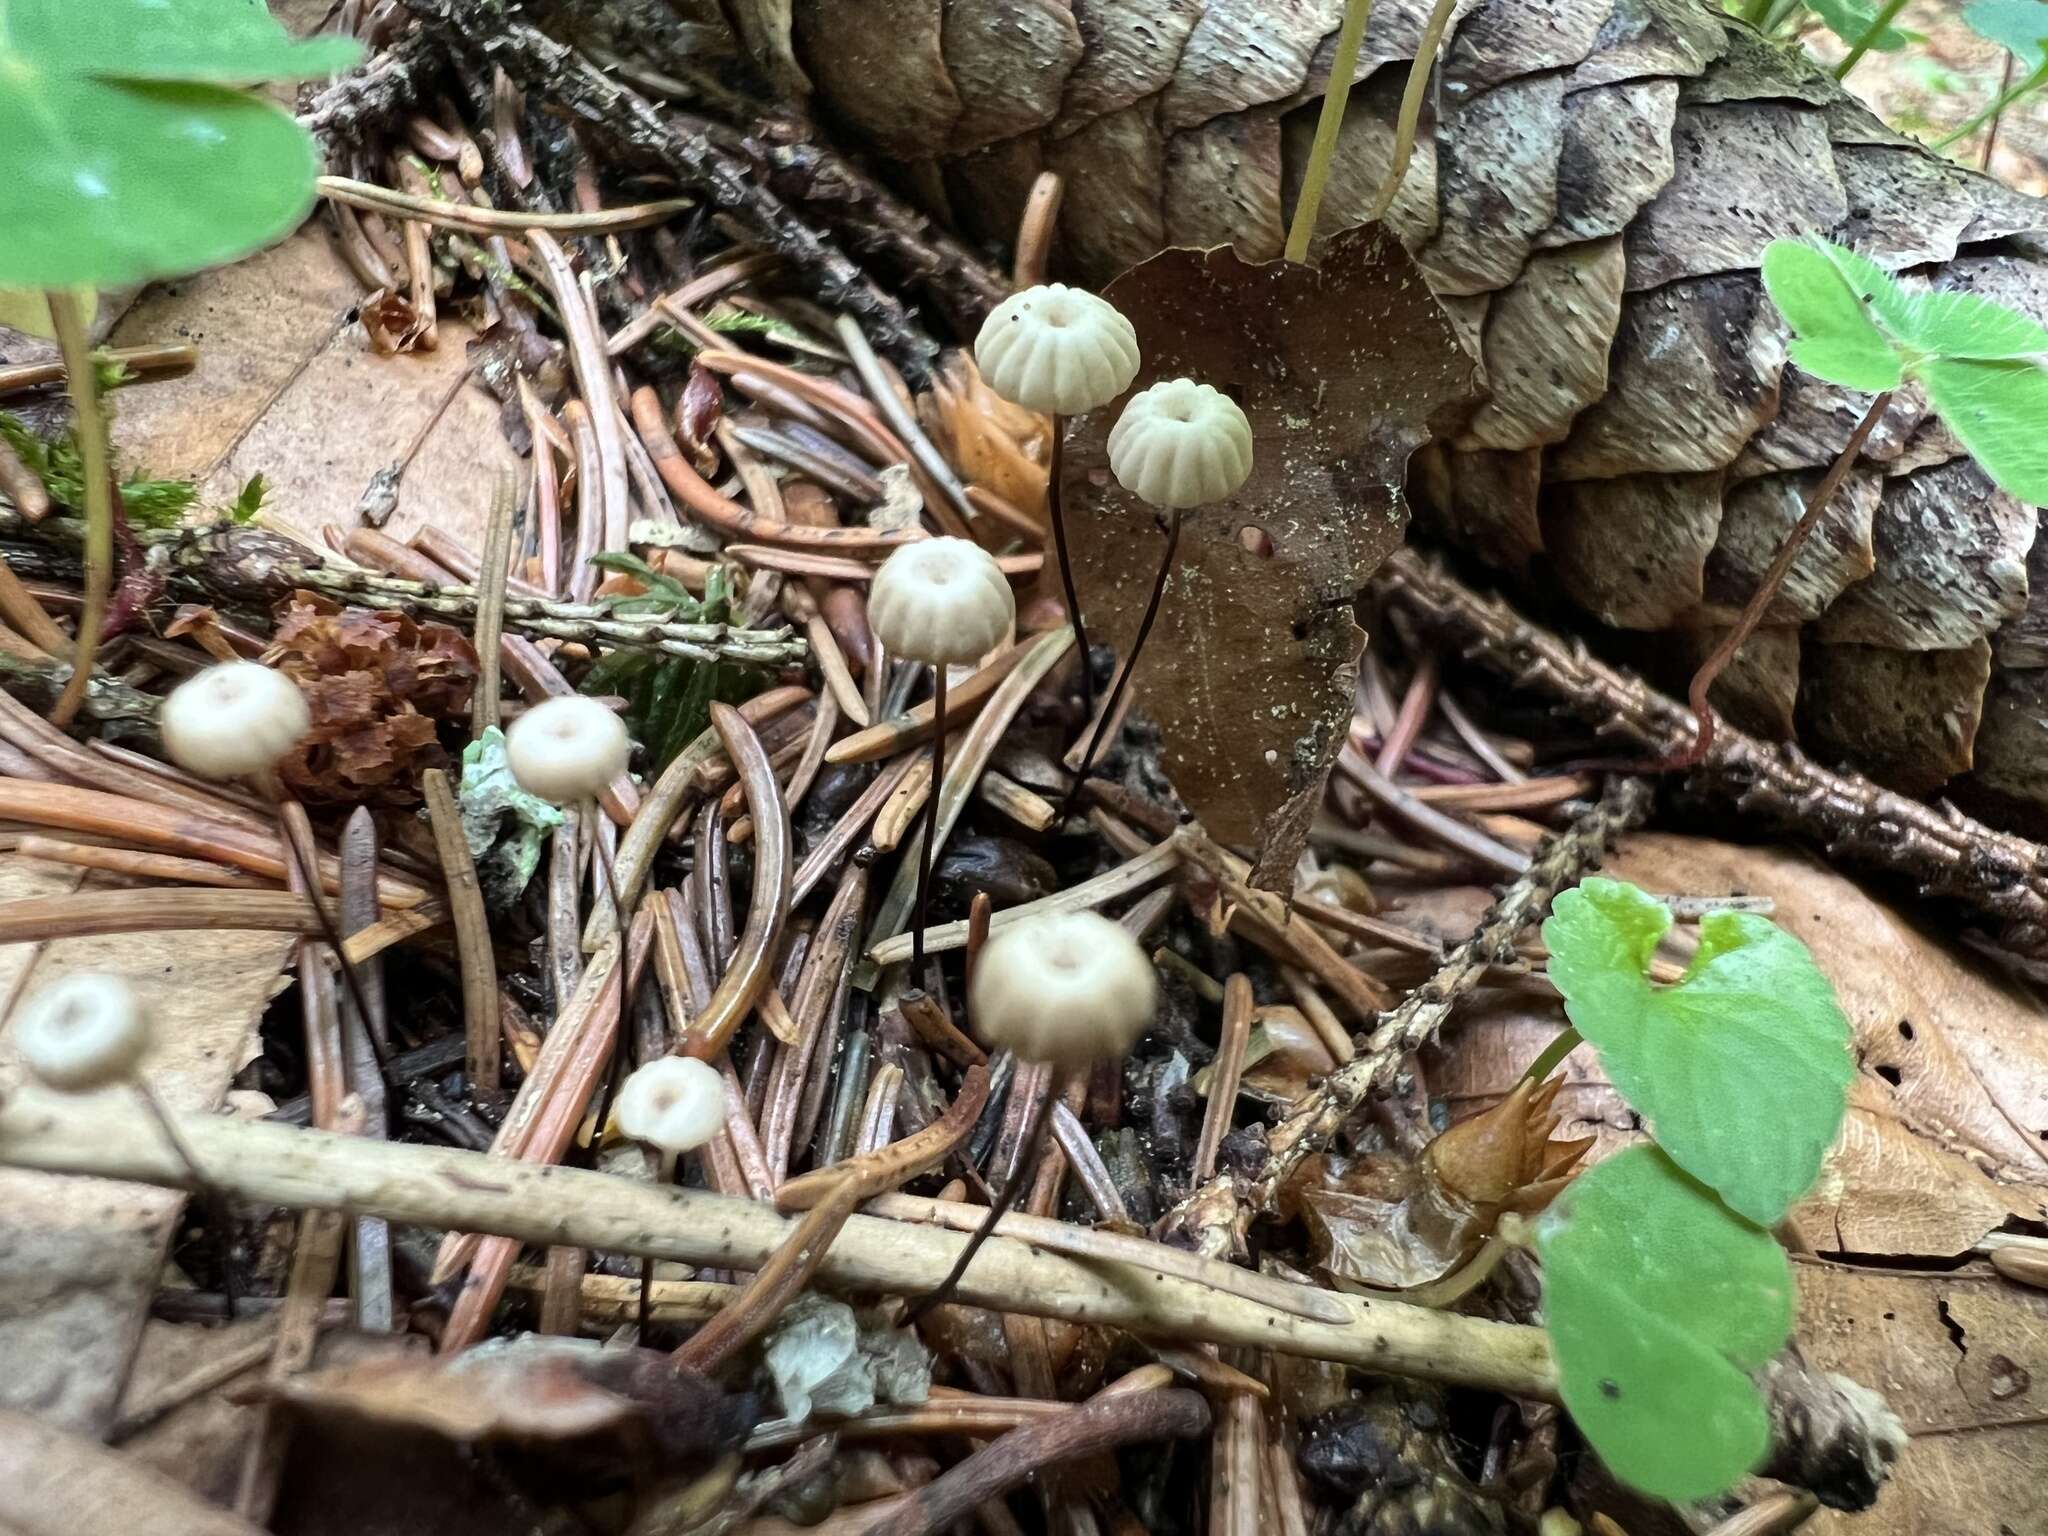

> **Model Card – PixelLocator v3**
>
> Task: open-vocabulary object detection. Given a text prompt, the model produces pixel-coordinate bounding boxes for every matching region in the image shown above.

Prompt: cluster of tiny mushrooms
[9,278,1255,1326]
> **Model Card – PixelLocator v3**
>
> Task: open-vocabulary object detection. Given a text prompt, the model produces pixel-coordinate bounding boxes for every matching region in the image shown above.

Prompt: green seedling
[1542,877,1854,1225]
[0,0,360,724]
[581,560,763,769]
[1804,0,1910,52]
[1762,235,2048,503]
[1524,878,1854,1501]
[1534,1145,1795,1501]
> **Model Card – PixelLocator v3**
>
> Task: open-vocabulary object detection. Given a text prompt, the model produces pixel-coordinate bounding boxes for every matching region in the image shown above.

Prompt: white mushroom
[14,972,149,1091]
[159,661,311,782]
[866,537,1015,669]
[506,695,631,805]
[1107,378,1255,510]
[614,1055,726,1181]
[975,284,1140,416]
[969,911,1158,1069]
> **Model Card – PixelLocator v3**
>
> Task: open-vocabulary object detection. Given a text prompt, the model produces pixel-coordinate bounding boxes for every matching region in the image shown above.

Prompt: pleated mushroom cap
[614,1056,726,1157]
[16,972,149,1091]
[1107,379,1255,510]
[506,695,630,804]
[975,284,1140,415]
[866,536,1015,667]
[159,661,311,781]
[968,911,1157,1069]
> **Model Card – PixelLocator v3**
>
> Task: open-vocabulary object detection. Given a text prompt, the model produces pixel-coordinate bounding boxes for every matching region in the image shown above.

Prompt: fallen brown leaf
[1065,225,1479,885]
[1414,833,2048,1260]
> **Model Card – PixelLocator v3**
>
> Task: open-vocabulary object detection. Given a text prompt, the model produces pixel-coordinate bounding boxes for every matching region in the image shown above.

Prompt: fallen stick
[1376,547,2048,954]
[0,1080,1557,1397]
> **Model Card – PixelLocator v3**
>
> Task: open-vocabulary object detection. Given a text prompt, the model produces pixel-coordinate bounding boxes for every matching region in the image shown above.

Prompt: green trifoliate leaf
[1760,240,1903,392]
[7,0,362,84]
[0,0,362,289]
[1535,1146,1793,1502]
[1886,289,2048,361]
[1542,877,1853,1225]
[459,727,565,909]
[1964,0,2048,71]
[1918,357,2048,505]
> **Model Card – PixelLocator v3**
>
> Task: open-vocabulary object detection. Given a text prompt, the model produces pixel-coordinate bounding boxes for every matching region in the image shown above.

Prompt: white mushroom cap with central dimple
[866,536,1016,667]
[614,1055,727,1156]
[975,284,1141,416]
[1107,378,1255,510]
[505,695,630,804]
[968,910,1158,1068]
[15,972,150,1091]
[159,661,311,781]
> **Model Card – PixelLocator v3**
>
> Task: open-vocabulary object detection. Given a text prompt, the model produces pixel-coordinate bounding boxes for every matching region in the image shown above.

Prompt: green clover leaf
[1759,240,1902,392]
[1542,877,1853,1225]
[1918,356,2048,504]
[1535,1146,1794,1502]
[0,0,363,289]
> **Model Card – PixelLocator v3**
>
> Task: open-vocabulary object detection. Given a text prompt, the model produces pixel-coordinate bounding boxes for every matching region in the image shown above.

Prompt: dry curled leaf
[265,591,478,803]
[359,289,433,355]
[1287,1075,1588,1291]
[676,361,724,477]
[257,1335,754,1462]
[1065,225,1479,885]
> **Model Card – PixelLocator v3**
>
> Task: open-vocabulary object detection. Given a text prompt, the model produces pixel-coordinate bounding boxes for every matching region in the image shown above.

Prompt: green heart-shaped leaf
[1536,1146,1793,1502]
[1760,240,1903,392]
[6,0,361,83]
[0,0,361,289]
[1542,877,1853,1225]
[1918,356,2048,505]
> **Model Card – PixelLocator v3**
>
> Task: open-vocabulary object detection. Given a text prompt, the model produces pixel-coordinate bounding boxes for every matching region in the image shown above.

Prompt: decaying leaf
[265,592,478,804]
[1794,1264,2048,1536]
[259,1334,755,1462]
[1065,225,1480,886]
[760,1293,931,1423]
[1289,1075,1589,1291]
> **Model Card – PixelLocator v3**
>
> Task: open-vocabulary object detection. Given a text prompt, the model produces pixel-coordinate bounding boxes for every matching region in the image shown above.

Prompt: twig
[1376,548,2048,953]
[1250,776,1652,1207]
[834,1388,1211,1536]
[0,1082,1561,1394]
[320,175,691,234]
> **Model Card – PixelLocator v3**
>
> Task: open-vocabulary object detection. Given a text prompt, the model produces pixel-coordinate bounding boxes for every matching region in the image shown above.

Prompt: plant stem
[1931,63,2047,151]
[1665,390,1890,773]
[1521,1026,1582,1085]
[903,1063,1055,1325]
[1064,506,1180,812]
[45,292,107,731]
[1738,0,1774,26]
[1045,424,1094,731]
[1981,53,2019,168]
[1832,0,1909,78]
[911,664,947,977]
[1371,0,1462,220]
[1285,0,1373,262]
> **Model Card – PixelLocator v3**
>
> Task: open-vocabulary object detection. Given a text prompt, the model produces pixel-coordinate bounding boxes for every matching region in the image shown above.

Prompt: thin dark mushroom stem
[1045,426,1095,731]
[904,1061,1056,1325]
[1064,505,1180,814]
[910,664,947,977]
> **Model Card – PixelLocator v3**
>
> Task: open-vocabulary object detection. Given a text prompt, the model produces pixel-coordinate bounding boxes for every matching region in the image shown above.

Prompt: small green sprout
[1529,877,1856,1501]
[1761,235,2048,503]
[1804,0,1910,53]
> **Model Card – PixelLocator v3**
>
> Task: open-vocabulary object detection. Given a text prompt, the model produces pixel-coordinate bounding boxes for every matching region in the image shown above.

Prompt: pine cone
[787,0,2048,823]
